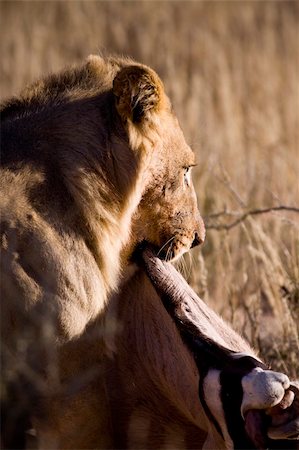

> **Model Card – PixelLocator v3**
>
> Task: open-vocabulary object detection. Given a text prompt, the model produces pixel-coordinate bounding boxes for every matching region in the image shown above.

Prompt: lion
[0,55,205,447]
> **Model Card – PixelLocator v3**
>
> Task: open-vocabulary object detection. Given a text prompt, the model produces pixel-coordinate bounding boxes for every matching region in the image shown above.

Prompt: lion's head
[133,122,205,261]
[111,60,205,262]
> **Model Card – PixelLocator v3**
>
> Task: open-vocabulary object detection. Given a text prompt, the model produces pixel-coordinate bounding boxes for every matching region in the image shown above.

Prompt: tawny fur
[0,55,204,446]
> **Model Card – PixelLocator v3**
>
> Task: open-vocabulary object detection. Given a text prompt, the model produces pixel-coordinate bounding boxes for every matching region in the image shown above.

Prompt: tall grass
[1,1,298,377]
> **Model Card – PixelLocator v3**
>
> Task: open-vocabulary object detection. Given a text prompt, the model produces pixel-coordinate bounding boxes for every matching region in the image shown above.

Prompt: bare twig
[211,165,246,208]
[204,206,299,231]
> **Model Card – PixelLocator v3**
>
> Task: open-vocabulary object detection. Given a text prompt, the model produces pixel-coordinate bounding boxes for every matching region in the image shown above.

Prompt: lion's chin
[166,246,191,262]
[153,242,191,263]
[131,239,192,264]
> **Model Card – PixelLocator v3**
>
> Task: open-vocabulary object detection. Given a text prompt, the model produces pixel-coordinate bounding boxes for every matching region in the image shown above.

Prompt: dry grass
[1,1,298,378]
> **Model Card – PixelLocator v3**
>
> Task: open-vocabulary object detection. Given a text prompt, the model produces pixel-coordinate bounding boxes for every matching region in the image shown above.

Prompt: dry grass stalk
[1,1,298,378]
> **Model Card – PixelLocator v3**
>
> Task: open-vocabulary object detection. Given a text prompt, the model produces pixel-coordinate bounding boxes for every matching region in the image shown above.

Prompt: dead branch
[204,206,299,231]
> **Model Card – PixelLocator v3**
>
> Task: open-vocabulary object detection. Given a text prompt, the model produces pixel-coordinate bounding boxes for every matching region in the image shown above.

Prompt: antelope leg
[141,246,299,447]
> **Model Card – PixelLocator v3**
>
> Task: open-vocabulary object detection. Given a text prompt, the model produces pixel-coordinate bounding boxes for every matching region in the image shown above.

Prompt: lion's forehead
[159,116,195,167]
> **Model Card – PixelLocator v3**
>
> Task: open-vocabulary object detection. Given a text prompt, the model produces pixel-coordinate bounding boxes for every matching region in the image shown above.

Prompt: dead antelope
[35,249,299,449]
[135,247,299,449]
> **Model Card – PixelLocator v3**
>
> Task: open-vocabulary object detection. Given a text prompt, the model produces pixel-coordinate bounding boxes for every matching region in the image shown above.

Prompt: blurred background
[1,1,298,377]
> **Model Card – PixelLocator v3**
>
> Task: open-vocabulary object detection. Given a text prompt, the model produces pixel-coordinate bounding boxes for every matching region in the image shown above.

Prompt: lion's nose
[191,231,203,248]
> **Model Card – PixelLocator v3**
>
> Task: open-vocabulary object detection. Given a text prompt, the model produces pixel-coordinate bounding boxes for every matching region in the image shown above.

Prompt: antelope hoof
[267,381,299,441]
[241,368,290,417]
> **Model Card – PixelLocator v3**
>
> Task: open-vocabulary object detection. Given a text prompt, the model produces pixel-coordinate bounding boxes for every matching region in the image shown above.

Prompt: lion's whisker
[165,242,174,262]
[176,256,186,278]
[182,255,190,280]
[157,235,176,257]
[186,251,193,280]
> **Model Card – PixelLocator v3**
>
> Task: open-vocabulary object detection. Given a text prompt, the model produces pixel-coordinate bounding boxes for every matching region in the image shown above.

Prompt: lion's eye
[183,167,191,186]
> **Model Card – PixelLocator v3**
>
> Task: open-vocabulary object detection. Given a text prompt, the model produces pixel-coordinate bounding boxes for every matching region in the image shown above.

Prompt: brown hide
[105,271,209,450]
[35,261,298,449]
[36,270,209,449]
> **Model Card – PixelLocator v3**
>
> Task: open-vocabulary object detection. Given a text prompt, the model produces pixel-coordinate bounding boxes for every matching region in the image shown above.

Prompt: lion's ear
[113,65,166,124]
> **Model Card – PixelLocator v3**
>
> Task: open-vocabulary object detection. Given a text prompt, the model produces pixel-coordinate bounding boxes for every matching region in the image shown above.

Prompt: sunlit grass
[1,0,298,377]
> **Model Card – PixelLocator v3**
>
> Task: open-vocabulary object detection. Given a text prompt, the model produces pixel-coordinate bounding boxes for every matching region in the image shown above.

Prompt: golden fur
[0,55,204,446]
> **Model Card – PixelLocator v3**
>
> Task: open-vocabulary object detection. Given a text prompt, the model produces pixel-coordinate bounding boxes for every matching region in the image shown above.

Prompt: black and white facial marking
[199,353,292,450]
[220,355,268,450]
[198,353,264,449]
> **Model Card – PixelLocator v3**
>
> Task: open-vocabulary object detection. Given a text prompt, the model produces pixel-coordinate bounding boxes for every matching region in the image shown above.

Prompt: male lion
[0,55,205,447]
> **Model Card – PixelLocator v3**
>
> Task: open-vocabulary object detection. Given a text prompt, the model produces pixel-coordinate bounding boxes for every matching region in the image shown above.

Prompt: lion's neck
[60,137,151,300]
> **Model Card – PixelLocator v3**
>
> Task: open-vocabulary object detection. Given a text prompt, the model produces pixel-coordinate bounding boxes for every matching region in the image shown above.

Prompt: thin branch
[204,206,299,231]
[204,208,241,219]
[211,164,246,208]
